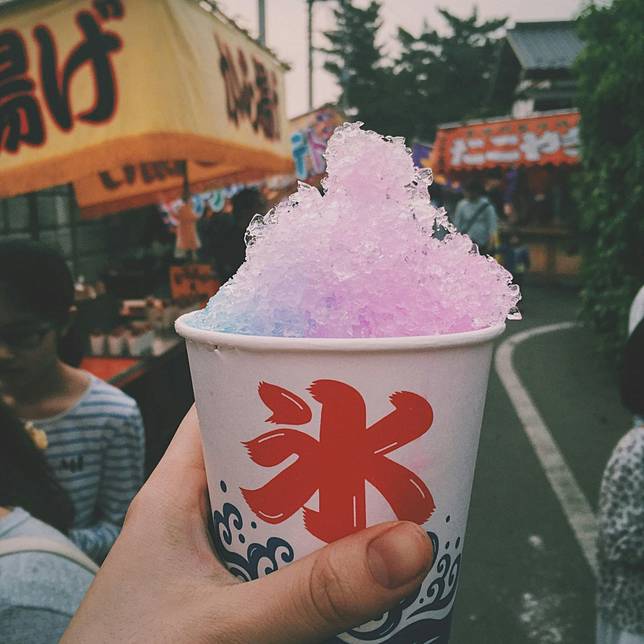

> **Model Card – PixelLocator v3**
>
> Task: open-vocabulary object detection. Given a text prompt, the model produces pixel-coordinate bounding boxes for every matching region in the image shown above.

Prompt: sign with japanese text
[74,159,266,218]
[169,264,220,301]
[429,111,580,175]
[0,0,292,199]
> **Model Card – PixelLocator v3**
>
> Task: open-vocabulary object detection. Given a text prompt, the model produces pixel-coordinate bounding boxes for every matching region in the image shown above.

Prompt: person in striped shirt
[0,240,145,563]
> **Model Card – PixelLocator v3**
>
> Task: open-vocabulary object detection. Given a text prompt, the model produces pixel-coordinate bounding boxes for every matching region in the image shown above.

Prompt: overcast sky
[215,0,584,118]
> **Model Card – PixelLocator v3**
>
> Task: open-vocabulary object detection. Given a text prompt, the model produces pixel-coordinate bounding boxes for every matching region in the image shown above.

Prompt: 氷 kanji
[0,29,45,153]
[34,10,122,132]
[241,379,435,543]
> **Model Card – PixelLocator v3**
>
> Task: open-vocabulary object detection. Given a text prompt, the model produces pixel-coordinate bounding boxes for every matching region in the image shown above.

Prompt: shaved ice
[190,123,520,338]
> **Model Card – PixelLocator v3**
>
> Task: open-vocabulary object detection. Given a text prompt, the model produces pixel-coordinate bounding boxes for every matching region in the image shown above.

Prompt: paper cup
[176,313,504,643]
[89,333,106,356]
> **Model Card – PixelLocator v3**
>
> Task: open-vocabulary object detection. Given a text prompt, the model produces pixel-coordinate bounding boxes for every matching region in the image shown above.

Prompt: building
[493,20,584,119]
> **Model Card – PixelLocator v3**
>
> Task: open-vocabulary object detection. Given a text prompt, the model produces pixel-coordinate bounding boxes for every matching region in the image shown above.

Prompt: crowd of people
[0,238,642,643]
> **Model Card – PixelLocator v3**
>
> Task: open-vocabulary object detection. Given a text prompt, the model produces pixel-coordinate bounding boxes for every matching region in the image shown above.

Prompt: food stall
[0,0,294,469]
[428,109,581,281]
[289,104,345,187]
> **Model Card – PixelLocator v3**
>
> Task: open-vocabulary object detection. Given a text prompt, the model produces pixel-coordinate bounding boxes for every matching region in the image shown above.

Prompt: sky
[215,0,584,118]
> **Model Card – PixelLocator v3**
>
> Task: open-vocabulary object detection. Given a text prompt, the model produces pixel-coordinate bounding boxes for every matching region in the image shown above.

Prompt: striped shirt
[31,375,145,563]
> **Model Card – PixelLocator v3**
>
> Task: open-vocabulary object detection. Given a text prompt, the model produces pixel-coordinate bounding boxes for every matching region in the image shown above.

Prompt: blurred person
[497,231,531,294]
[0,239,145,563]
[209,188,267,282]
[229,187,266,273]
[174,197,201,261]
[62,407,434,643]
[0,395,96,644]
[453,178,498,255]
[596,299,644,643]
[502,166,521,224]
[484,169,504,216]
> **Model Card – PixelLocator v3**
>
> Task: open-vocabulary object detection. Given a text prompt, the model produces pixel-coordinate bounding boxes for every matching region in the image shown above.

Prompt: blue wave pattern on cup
[211,480,461,643]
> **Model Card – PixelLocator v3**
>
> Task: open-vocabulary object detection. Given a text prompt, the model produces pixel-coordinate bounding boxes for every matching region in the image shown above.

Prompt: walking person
[453,179,499,255]
[0,240,145,563]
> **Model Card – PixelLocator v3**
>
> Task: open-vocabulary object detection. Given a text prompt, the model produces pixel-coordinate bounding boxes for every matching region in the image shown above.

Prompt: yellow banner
[0,0,293,198]
[74,159,267,218]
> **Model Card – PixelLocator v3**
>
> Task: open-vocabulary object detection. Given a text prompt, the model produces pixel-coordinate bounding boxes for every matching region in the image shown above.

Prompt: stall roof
[429,110,580,176]
[506,21,583,73]
[0,0,294,212]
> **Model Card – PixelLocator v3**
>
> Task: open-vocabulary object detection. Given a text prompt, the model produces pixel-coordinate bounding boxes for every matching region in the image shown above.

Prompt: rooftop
[506,21,584,72]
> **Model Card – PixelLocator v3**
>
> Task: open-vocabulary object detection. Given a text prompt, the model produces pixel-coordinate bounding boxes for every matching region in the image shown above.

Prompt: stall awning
[0,0,294,209]
[74,160,269,218]
[429,110,580,176]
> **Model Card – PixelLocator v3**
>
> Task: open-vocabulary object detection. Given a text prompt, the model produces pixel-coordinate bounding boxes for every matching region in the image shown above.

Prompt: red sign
[430,111,580,175]
[169,264,220,301]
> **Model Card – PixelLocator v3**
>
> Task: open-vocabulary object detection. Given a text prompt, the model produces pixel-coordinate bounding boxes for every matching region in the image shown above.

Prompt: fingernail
[367,523,432,589]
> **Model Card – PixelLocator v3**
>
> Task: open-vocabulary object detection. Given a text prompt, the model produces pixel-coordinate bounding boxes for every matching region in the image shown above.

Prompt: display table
[501,224,581,283]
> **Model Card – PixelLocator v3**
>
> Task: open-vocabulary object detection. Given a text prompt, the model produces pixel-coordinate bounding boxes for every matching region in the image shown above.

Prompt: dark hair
[0,239,74,326]
[0,399,75,533]
[232,188,266,229]
[464,179,485,198]
[620,317,644,416]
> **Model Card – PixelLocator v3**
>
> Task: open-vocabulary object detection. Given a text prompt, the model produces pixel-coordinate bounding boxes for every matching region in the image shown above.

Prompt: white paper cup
[107,334,125,356]
[89,334,106,356]
[176,313,504,643]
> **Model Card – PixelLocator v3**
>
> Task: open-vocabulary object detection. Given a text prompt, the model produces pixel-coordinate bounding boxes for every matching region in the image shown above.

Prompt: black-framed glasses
[0,322,56,351]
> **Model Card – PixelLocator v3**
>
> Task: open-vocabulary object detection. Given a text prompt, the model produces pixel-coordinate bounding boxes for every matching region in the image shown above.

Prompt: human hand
[62,407,433,643]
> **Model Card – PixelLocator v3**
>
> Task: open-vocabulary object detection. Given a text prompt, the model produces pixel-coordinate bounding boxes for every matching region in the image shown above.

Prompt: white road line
[495,322,598,577]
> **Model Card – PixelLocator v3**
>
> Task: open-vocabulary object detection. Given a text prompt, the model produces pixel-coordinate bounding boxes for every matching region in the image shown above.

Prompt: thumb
[232,521,433,644]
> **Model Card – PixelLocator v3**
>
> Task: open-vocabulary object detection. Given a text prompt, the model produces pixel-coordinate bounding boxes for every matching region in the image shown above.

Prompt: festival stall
[289,104,345,186]
[0,0,294,468]
[429,109,581,280]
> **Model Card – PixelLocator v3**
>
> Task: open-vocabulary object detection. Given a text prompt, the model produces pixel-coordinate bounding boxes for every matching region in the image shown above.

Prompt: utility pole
[307,0,314,110]
[258,0,266,45]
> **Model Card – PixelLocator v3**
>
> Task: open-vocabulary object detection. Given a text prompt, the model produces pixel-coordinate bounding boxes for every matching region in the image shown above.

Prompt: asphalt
[449,283,631,644]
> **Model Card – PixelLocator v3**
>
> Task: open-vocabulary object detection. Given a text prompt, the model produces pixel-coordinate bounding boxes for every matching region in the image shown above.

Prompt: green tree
[321,0,402,136]
[395,8,508,141]
[574,0,644,354]
[321,3,509,140]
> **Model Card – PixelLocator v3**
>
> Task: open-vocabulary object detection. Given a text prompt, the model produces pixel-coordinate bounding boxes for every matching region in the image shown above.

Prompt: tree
[321,3,509,141]
[395,8,508,141]
[574,0,644,355]
[321,0,401,136]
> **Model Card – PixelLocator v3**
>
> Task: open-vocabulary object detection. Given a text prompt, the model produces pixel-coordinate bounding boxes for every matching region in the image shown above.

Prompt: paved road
[450,284,631,644]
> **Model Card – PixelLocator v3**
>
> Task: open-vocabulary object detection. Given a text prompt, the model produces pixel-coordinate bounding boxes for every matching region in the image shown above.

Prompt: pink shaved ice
[190,123,520,338]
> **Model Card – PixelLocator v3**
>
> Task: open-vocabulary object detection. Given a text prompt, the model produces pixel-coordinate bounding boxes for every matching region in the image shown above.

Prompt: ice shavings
[190,123,520,337]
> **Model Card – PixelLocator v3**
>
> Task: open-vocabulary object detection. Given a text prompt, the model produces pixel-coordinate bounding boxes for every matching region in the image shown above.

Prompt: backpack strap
[0,536,99,574]
[461,201,490,235]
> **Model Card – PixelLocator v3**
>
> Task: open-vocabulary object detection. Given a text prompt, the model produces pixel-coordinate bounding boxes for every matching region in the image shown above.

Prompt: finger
[123,405,233,582]
[226,521,433,643]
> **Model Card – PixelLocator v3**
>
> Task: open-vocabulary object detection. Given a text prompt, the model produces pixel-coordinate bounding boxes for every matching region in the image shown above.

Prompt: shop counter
[503,225,581,283]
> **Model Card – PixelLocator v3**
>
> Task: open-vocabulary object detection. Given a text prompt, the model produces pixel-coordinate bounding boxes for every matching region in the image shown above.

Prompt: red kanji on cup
[241,380,435,543]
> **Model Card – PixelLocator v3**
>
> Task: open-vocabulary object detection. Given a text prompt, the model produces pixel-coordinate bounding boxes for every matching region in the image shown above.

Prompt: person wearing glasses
[0,239,145,563]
